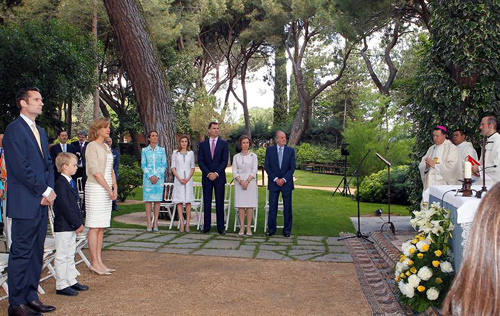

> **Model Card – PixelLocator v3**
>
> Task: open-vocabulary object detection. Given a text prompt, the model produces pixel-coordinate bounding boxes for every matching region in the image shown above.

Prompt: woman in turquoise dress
[141,131,167,231]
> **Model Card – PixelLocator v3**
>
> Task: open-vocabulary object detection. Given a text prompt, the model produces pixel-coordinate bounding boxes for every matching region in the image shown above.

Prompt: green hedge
[295,143,341,168]
[117,154,143,202]
[359,165,410,205]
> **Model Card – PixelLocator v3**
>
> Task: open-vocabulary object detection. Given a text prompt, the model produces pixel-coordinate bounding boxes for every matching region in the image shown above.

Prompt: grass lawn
[114,187,409,237]
[293,170,345,187]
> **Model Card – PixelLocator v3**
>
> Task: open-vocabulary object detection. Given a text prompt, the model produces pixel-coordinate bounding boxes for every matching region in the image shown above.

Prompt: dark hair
[177,135,191,151]
[208,122,219,129]
[237,135,252,149]
[57,130,68,137]
[16,87,40,109]
[453,129,465,136]
[147,130,158,144]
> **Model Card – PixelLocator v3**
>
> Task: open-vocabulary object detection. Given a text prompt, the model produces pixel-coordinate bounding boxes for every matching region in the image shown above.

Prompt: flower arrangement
[395,202,455,312]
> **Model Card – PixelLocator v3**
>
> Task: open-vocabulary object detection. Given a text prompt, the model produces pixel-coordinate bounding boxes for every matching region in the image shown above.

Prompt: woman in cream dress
[171,136,195,232]
[85,117,117,275]
[232,135,258,236]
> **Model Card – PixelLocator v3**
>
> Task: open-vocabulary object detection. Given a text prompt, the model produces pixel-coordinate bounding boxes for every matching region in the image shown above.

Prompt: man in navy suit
[71,130,87,187]
[3,87,57,316]
[198,122,229,234]
[49,130,76,181]
[265,131,296,237]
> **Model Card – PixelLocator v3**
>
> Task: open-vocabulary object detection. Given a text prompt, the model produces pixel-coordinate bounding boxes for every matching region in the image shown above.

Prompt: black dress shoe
[27,300,56,313]
[284,234,291,238]
[266,232,275,236]
[202,229,210,233]
[71,282,89,291]
[56,286,79,296]
[8,304,41,316]
[219,230,226,235]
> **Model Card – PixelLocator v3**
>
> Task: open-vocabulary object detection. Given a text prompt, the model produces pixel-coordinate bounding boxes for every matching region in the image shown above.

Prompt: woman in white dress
[232,135,258,236]
[171,136,195,232]
[85,117,117,275]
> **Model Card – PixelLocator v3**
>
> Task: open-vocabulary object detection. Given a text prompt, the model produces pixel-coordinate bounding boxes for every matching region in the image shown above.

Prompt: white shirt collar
[210,137,219,142]
[61,173,72,184]
[20,113,36,128]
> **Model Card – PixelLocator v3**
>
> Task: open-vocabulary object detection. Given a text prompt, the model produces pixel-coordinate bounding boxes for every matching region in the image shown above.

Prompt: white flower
[407,274,421,288]
[417,266,433,281]
[440,261,454,273]
[426,287,440,301]
[398,281,415,298]
[403,245,417,257]
[416,240,430,252]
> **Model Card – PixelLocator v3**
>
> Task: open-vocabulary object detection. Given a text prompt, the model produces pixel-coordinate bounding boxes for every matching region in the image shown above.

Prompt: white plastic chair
[39,207,57,294]
[198,183,232,231]
[233,181,259,233]
[264,189,284,233]
[170,182,203,231]
[159,183,176,229]
[76,177,84,201]
[0,200,9,301]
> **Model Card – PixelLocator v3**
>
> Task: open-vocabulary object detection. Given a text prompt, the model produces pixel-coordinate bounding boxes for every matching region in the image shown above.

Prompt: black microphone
[440,189,458,207]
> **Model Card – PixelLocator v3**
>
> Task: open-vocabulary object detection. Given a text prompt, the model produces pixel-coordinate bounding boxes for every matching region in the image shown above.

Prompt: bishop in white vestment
[419,126,460,191]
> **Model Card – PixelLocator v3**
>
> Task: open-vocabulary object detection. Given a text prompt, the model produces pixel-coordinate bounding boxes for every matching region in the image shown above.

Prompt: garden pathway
[103,228,353,263]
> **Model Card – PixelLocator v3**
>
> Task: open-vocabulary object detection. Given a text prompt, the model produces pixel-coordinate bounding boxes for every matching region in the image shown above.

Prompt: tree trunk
[103,0,177,168]
[273,40,288,128]
[288,69,310,146]
[65,98,73,137]
[129,129,142,160]
[92,0,100,119]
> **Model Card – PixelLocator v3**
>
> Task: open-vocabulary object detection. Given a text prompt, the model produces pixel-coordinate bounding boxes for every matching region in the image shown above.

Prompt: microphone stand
[339,149,373,243]
[376,153,395,235]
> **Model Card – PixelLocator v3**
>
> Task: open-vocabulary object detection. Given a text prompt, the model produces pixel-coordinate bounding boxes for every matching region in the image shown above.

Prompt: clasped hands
[208,172,218,181]
[41,191,57,206]
[107,186,118,200]
[149,175,159,184]
[424,158,436,168]
[276,178,285,187]
[177,177,189,185]
[239,179,249,190]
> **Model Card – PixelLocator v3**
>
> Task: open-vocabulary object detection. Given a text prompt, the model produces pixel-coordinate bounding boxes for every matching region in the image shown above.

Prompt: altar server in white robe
[452,129,478,172]
[472,116,500,186]
[419,126,460,191]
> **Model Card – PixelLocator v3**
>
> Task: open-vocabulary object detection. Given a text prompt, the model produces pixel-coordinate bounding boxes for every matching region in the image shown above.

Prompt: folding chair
[39,207,57,295]
[76,177,84,201]
[159,183,176,229]
[73,178,91,271]
[264,189,284,233]
[0,253,8,301]
[233,182,259,233]
[177,182,203,231]
[198,183,232,231]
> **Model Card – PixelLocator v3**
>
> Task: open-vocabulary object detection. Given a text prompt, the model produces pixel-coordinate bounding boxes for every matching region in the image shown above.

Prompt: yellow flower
[400,255,406,262]
[400,273,406,278]
[411,239,418,244]
[417,285,426,292]
[409,248,416,254]
[408,260,414,266]
[406,271,411,276]
[435,250,443,257]
[418,236,425,241]
[421,244,430,252]
[432,261,440,268]
[417,253,424,259]
[396,276,401,282]
[436,277,443,284]
[410,267,417,274]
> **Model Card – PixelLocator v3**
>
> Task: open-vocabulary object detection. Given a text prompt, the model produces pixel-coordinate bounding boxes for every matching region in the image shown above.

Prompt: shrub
[295,143,341,168]
[359,165,410,205]
[254,147,266,167]
[117,155,143,202]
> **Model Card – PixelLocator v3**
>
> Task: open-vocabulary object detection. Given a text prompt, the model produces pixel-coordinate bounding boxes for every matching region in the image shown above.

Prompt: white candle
[464,161,472,179]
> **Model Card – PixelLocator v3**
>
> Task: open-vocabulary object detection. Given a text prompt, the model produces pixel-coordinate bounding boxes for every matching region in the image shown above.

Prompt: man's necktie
[62,144,66,152]
[31,124,43,156]
[211,139,216,159]
[278,147,283,169]
[70,179,76,189]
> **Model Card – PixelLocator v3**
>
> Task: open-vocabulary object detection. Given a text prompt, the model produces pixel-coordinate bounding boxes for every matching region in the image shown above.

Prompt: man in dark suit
[265,130,296,237]
[198,122,229,234]
[49,130,77,181]
[71,130,88,188]
[3,87,57,316]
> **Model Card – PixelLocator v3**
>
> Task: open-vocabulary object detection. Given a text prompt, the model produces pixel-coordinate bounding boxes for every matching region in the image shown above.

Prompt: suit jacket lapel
[64,178,79,200]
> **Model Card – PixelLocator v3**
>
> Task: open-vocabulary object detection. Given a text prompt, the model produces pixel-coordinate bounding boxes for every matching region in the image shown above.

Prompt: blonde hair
[88,117,110,141]
[442,182,500,316]
[55,152,77,173]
